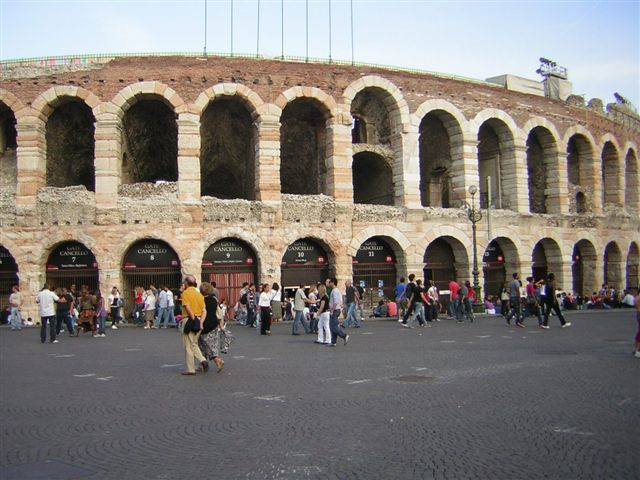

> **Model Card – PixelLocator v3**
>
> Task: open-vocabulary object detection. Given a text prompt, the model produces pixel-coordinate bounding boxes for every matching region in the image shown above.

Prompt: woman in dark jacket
[542,273,571,329]
[198,282,224,372]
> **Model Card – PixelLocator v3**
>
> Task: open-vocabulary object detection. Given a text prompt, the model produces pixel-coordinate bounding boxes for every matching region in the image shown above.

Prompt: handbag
[183,316,201,334]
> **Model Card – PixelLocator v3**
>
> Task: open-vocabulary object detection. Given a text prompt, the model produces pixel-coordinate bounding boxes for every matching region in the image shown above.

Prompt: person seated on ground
[621,290,636,308]
[562,292,577,310]
[484,296,496,315]
[386,299,397,318]
[371,299,388,317]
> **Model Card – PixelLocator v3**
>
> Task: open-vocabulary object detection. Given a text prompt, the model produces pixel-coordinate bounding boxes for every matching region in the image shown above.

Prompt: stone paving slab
[0,310,638,480]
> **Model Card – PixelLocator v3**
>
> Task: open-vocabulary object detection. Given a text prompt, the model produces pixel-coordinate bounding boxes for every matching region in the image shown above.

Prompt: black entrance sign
[123,240,180,269]
[0,246,17,272]
[282,239,327,266]
[47,242,97,271]
[353,238,395,264]
[203,239,256,267]
[483,242,504,264]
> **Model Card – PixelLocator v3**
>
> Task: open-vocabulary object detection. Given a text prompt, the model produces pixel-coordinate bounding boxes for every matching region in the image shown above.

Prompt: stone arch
[604,241,623,289]
[481,235,520,299]
[624,146,638,215]
[342,76,411,128]
[0,89,27,116]
[275,86,337,121]
[565,127,597,213]
[281,229,344,266]
[531,237,564,286]
[352,151,393,205]
[524,123,559,214]
[111,81,185,118]
[599,134,622,208]
[627,241,639,293]
[31,86,101,121]
[40,232,102,268]
[117,234,186,275]
[572,239,598,297]
[199,94,256,199]
[201,227,269,278]
[473,109,519,210]
[349,225,412,264]
[193,83,264,120]
[417,104,465,208]
[423,235,471,293]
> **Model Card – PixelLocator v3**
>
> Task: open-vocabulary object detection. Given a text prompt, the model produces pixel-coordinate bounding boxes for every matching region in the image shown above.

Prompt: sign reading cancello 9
[282,239,327,266]
[46,242,98,271]
[123,240,180,269]
[353,238,395,264]
[202,239,256,267]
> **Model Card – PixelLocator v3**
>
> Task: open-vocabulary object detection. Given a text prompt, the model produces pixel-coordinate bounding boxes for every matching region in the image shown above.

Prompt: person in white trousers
[314,284,331,345]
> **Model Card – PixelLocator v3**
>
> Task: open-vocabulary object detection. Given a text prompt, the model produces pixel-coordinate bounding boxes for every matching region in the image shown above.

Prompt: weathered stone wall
[117,182,179,224]
[36,186,95,225]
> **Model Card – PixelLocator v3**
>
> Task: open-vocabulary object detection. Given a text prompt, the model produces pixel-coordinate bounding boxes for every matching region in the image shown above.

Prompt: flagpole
[281,0,284,59]
[204,0,207,56]
[328,0,332,63]
[256,0,261,57]
[230,0,234,57]
[305,0,309,63]
[350,0,354,65]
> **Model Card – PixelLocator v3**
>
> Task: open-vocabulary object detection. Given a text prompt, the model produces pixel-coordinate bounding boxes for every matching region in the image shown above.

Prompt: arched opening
[0,102,17,192]
[478,119,515,210]
[352,152,393,205]
[46,241,99,292]
[572,240,597,297]
[45,98,95,191]
[604,241,622,289]
[0,245,19,303]
[202,238,258,305]
[352,237,397,309]
[567,134,594,214]
[482,237,518,299]
[532,238,563,285]
[122,239,181,317]
[280,98,328,195]
[601,141,620,208]
[626,242,638,294]
[625,149,638,215]
[424,236,469,309]
[200,98,255,199]
[122,97,178,184]
[351,115,367,144]
[350,88,392,146]
[419,111,461,208]
[280,238,331,294]
[526,127,556,214]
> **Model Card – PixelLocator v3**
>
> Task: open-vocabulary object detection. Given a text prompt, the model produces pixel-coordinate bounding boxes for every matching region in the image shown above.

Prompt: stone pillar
[94,109,121,224]
[20,262,46,323]
[254,107,282,202]
[458,133,482,206]
[507,142,530,213]
[395,128,421,208]
[99,267,121,296]
[177,112,203,224]
[545,150,569,214]
[326,105,353,204]
[15,116,46,226]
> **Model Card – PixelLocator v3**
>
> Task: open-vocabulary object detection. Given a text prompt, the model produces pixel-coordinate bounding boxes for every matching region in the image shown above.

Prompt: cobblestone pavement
[1,310,638,480]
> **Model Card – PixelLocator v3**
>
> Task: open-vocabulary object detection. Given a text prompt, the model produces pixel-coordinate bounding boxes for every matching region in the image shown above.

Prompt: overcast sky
[1,0,638,106]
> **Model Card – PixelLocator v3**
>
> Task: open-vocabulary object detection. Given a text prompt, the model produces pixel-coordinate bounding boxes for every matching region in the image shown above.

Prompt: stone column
[507,142,530,213]
[15,116,46,226]
[458,132,482,206]
[254,106,282,202]
[395,127,421,208]
[326,105,353,204]
[20,262,46,323]
[545,150,569,214]
[177,112,203,224]
[94,109,121,224]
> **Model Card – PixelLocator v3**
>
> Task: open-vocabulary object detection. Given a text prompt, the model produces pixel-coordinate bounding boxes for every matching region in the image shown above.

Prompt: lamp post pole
[466,186,483,313]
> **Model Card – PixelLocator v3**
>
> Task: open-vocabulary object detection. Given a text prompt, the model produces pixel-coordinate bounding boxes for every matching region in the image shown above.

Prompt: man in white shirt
[292,283,314,335]
[328,277,349,346]
[156,285,170,328]
[9,285,22,331]
[36,283,60,343]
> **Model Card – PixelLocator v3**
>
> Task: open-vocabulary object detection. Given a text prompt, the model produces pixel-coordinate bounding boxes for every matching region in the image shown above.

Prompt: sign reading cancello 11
[353,238,395,264]
[123,240,180,269]
[47,241,98,271]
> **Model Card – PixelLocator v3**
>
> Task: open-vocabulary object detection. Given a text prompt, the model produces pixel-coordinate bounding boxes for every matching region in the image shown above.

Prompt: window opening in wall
[45,99,95,191]
[350,88,391,146]
[526,129,548,214]
[200,98,255,199]
[575,192,586,214]
[601,141,620,208]
[280,99,327,195]
[478,123,503,209]
[566,134,593,214]
[122,98,178,184]
[0,103,17,192]
[625,149,638,215]
[351,116,367,144]
[352,152,393,205]
[419,113,453,208]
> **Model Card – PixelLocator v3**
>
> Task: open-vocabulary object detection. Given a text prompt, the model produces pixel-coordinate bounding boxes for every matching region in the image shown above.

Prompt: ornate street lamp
[464,185,484,312]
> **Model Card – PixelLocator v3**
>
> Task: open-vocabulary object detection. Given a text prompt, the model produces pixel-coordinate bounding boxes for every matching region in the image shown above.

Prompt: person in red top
[386,299,398,317]
[448,278,460,319]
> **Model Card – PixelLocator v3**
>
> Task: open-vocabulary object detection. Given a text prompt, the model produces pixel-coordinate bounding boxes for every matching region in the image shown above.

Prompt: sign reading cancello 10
[47,241,98,271]
[282,239,327,266]
[123,240,180,269]
[353,238,395,264]
[202,239,256,267]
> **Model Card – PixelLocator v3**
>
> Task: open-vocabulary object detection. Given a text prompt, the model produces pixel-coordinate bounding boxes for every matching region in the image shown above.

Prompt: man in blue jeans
[292,283,315,335]
[343,280,360,328]
[36,283,60,344]
[328,278,349,346]
[505,272,525,327]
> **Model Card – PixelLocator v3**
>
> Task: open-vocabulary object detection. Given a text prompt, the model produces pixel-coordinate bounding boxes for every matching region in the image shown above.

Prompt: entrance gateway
[483,240,505,299]
[46,241,99,293]
[281,238,329,297]
[352,237,396,310]
[202,238,257,306]
[0,245,18,301]
[122,240,181,316]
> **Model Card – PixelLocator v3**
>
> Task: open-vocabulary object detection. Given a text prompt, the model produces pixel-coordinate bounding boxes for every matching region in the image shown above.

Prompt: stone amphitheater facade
[0,55,638,318]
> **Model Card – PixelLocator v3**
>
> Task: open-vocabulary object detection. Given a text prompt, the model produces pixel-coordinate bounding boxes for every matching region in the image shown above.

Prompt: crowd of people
[5,270,640,365]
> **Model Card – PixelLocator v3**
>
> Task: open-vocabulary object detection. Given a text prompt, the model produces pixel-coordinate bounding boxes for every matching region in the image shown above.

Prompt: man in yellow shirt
[180,275,208,375]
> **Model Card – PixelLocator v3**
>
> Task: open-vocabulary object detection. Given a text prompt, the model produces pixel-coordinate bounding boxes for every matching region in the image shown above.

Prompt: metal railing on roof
[0,51,498,88]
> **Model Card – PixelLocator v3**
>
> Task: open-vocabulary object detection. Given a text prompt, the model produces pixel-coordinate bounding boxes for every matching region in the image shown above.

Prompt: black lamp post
[465,185,484,313]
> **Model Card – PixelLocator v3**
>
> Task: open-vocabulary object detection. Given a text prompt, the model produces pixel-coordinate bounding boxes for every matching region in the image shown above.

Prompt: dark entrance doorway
[281,238,329,296]
[0,245,19,305]
[202,238,257,306]
[122,240,181,317]
[46,241,99,293]
[352,237,396,310]
[483,240,505,299]
[532,242,548,282]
